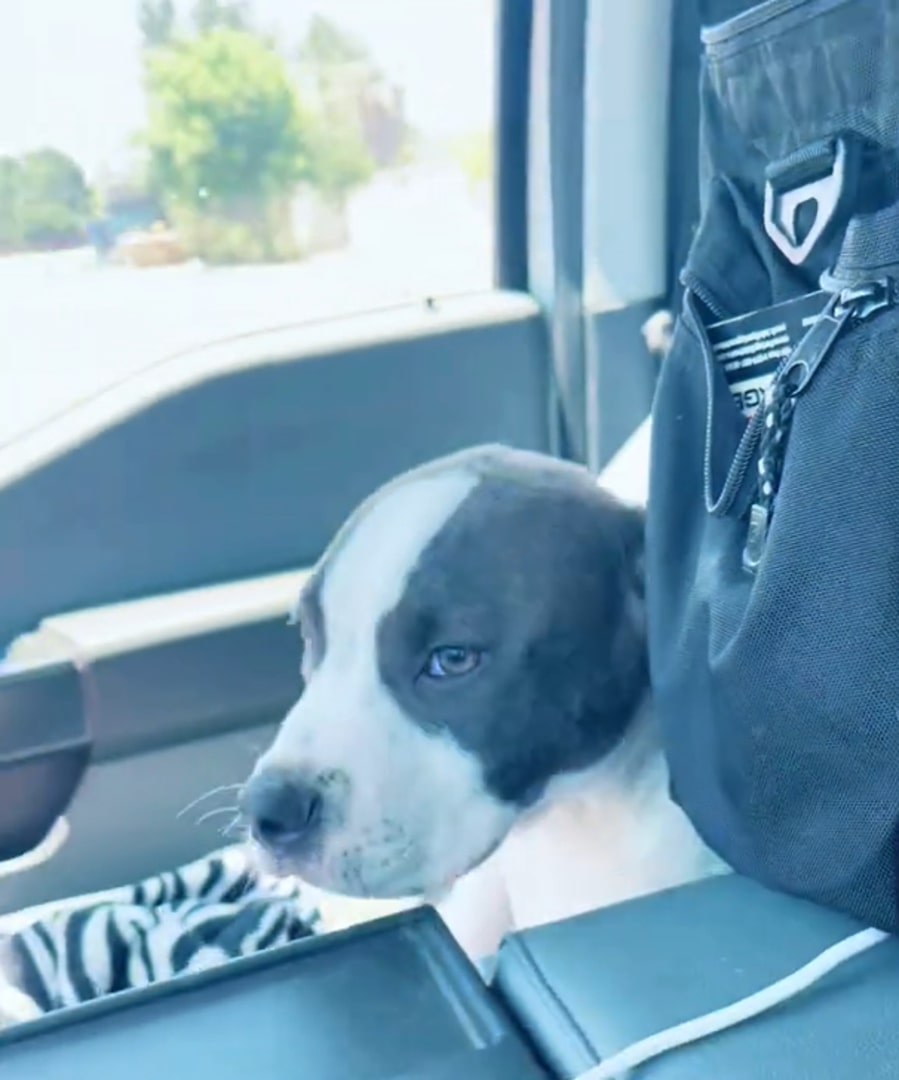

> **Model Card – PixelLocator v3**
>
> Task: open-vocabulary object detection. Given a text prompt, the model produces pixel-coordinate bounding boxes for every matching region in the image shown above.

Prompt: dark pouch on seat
[647,0,899,930]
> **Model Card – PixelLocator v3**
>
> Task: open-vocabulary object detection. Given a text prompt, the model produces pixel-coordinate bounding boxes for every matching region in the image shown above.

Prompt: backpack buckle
[763,136,854,267]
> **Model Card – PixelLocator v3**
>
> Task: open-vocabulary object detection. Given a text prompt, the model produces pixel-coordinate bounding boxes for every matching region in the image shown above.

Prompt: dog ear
[551,496,648,773]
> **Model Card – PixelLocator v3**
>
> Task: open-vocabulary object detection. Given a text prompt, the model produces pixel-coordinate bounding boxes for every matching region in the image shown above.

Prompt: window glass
[0,0,496,442]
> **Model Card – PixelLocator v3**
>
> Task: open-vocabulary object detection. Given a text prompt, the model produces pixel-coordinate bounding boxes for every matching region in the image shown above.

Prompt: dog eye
[425,646,481,679]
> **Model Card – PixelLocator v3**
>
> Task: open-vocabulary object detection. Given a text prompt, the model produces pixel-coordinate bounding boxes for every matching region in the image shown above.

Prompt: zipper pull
[743,278,893,574]
[780,279,892,399]
[776,293,850,398]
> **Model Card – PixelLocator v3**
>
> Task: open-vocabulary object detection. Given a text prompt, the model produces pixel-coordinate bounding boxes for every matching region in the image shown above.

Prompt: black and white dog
[242,445,723,958]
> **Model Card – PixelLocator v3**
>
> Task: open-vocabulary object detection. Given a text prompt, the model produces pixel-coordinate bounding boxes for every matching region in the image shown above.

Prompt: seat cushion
[492,874,899,1079]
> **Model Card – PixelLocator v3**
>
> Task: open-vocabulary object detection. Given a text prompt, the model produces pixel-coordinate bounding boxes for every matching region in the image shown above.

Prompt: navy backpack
[648,0,899,930]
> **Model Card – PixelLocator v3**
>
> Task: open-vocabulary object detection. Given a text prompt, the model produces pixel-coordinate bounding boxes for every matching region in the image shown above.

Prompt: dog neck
[533,693,662,811]
[497,695,722,932]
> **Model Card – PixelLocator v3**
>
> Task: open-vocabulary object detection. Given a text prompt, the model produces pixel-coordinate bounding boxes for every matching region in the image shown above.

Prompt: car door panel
[1,293,550,651]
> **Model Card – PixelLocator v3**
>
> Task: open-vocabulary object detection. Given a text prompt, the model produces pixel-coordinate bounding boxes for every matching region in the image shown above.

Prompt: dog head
[242,445,646,899]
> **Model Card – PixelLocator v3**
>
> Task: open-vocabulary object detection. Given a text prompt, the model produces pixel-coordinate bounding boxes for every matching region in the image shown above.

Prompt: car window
[0,0,497,444]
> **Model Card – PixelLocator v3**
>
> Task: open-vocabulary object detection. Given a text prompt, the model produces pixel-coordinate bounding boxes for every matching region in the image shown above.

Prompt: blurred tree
[192,0,252,34]
[20,149,92,217]
[138,0,176,49]
[297,14,369,73]
[13,149,92,249]
[453,131,493,189]
[144,28,309,210]
[143,27,311,261]
[0,157,22,250]
[137,8,409,261]
[303,118,374,209]
[296,15,407,196]
[17,203,84,248]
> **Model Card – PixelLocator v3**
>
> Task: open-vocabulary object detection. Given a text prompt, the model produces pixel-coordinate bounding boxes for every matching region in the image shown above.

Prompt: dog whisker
[195,805,240,827]
[177,784,243,820]
[220,815,246,839]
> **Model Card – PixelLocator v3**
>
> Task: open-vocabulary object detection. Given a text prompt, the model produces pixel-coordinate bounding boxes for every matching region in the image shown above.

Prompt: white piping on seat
[575,926,889,1079]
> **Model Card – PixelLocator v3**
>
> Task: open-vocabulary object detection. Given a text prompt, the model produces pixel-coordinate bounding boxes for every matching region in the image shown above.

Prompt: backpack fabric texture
[647,0,899,930]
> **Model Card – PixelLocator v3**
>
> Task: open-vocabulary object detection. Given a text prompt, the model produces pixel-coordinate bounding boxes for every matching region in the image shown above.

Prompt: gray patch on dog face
[377,445,647,808]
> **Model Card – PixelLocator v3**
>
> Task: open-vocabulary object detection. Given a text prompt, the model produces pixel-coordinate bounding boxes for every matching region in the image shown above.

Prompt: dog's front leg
[435,851,512,965]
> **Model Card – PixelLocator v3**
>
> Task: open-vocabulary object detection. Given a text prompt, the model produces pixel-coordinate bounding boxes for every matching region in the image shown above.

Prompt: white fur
[256,469,517,897]
[499,703,723,930]
[437,701,726,958]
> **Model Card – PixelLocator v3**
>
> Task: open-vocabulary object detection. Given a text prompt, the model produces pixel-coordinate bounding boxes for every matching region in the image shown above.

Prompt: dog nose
[242,769,323,850]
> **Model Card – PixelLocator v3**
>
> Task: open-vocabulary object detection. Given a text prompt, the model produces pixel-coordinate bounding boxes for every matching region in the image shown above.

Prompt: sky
[0,0,496,178]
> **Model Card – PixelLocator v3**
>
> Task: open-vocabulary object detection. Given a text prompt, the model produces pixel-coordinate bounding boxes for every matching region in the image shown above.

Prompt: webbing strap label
[708,291,830,417]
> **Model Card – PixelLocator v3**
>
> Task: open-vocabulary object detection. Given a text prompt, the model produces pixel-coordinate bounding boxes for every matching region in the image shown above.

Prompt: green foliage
[452,131,493,189]
[21,149,92,216]
[192,0,251,34]
[144,28,310,211]
[176,208,300,264]
[295,15,389,198]
[0,148,91,251]
[138,0,176,49]
[297,14,369,69]
[137,7,405,263]
[18,201,83,248]
[0,157,23,249]
[304,114,375,206]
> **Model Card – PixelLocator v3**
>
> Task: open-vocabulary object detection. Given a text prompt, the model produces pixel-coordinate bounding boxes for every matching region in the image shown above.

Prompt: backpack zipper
[742,277,894,572]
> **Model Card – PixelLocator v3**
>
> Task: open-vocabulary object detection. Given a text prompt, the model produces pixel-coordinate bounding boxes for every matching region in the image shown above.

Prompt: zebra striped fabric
[1,846,320,1014]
